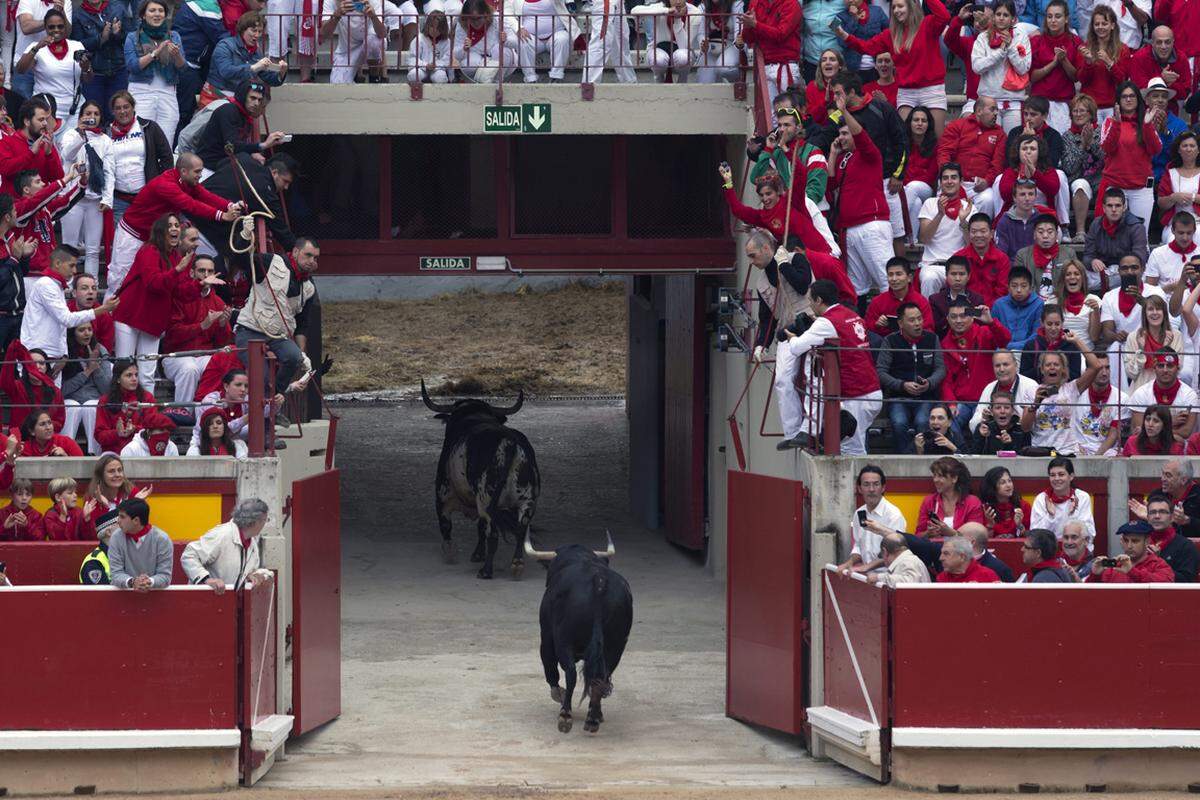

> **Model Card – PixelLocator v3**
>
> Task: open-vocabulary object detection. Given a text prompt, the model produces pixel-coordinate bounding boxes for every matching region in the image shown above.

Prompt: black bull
[422,381,540,579]
[526,536,633,734]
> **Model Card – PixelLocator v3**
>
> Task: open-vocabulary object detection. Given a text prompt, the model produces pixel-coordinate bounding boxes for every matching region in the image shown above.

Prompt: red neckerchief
[110,118,134,138]
[467,22,486,45]
[988,29,1005,48]
[1068,123,1086,134]
[1088,383,1109,415]
[1143,327,1165,368]
[126,523,152,544]
[77,124,101,135]
[1168,240,1196,258]
[991,500,1020,536]
[995,378,1016,394]
[943,188,968,220]
[40,269,67,288]
[1061,547,1089,567]
[1173,481,1198,502]
[242,35,258,55]
[1153,378,1183,406]
[853,3,868,21]
[45,39,68,59]
[209,441,230,455]
[1037,325,1063,349]
[1100,215,1120,237]
[1117,281,1141,315]
[81,0,107,12]
[287,254,310,283]
[1151,525,1177,551]
[25,436,55,456]
[1032,242,1059,269]
[227,96,255,126]
[1045,484,1075,505]
[1063,290,1086,314]
[1026,557,1065,580]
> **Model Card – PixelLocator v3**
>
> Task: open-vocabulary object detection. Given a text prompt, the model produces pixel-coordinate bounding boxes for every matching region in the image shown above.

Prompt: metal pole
[248,340,267,457]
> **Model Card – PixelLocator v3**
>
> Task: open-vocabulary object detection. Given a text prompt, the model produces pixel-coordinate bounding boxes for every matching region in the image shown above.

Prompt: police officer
[79,529,112,585]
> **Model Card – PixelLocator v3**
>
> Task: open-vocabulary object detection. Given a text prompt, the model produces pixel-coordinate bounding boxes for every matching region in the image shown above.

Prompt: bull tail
[581,571,612,705]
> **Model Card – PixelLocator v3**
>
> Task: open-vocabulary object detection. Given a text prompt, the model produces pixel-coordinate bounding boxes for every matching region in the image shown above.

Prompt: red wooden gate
[725,471,807,734]
[291,469,342,735]
[240,577,278,783]
[663,275,706,550]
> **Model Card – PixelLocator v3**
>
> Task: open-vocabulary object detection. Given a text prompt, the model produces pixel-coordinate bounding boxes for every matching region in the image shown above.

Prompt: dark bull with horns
[422,380,541,579]
[526,533,633,733]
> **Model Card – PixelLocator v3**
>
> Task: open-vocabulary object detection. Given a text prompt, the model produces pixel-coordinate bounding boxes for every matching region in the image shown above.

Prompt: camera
[1120,273,1139,290]
[73,50,88,62]
[965,307,984,318]
[1100,557,1120,568]
[280,134,294,143]
[776,312,814,342]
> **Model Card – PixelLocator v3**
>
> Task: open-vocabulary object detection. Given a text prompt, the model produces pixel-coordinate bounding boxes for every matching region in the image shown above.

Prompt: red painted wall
[822,570,889,726]
[0,541,189,585]
[726,471,806,734]
[892,586,1200,728]
[0,588,237,729]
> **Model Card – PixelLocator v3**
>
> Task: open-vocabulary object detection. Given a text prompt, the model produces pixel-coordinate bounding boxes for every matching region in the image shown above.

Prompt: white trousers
[408,67,449,82]
[115,321,161,393]
[583,15,635,84]
[1124,185,1154,235]
[904,181,933,244]
[63,398,100,454]
[106,225,144,299]
[997,99,1023,132]
[845,219,893,296]
[330,37,386,83]
[773,338,882,454]
[520,30,569,80]
[61,197,104,279]
[1047,100,1071,135]
[162,353,211,404]
[459,52,518,83]
[266,0,297,58]
[965,182,995,221]
[650,46,691,82]
[762,61,798,102]
[696,41,739,84]
[128,83,179,145]
[918,261,946,295]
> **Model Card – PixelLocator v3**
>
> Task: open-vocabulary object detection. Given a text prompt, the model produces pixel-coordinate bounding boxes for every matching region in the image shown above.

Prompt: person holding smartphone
[940,298,1012,438]
[877,303,945,452]
[1098,252,1167,390]
[1088,520,1175,582]
[836,465,907,575]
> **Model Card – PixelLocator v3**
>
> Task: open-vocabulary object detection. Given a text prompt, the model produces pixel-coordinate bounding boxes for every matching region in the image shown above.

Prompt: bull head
[420,379,455,413]
[420,379,525,416]
[524,531,617,562]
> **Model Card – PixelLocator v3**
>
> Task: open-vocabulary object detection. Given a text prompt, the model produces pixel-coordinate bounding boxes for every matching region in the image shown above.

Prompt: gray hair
[1165,458,1195,481]
[943,537,973,560]
[746,228,777,252]
[232,498,270,529]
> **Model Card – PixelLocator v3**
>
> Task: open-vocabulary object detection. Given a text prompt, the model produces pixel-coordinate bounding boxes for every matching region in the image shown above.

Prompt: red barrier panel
[892,586,1200,729]
[0,541,189,585]
[822,570,888,727]
[292,470,342,735]
[240,577,278,782]
[0,587,237,729]
[726,471,806,735]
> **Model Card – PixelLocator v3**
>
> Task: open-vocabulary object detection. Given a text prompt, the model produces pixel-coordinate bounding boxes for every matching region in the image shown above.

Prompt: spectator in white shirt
[19,244,118,359]
[320,0,388,84]
[1146,211,1197,294]
[14,9,85,139]
[1128,347,1199,441]
[12,0,73,102]
[917,162,972,295]
[1019,331,1102,454]
[865,533,932,586]
[59,101,115,281]
[837,465,908,574]
[1069,353,1129,455]
[1031,456,1097,540]
[1099,254,1169,390]
[968,349,1039,433]
[180,498,271,592]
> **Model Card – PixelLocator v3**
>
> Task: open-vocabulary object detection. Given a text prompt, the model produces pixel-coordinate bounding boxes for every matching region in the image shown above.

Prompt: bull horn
[594,530,616,560]
[490,389,525,416]
[524,534,555,561]
[420,379,454,413]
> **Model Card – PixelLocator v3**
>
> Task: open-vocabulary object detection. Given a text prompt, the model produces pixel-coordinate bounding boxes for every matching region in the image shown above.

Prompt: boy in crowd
[991,267,1044,351]
[969,390,1031,454]
[929,255,984,338]
[0,478,40,541]
[39,477,94,541]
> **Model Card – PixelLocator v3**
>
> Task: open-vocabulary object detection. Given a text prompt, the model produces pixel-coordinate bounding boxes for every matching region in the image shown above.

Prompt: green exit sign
[483,103,552,133]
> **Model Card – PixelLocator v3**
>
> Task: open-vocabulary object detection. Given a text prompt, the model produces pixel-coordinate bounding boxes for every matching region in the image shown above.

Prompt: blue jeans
[888,399,932,453]
[10,71,33,104]
[82,69,128,121]
[176,64,204,138]
[236,325,304,391]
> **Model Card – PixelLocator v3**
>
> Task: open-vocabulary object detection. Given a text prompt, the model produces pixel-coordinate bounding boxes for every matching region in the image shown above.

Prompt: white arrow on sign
[527,106,546,131]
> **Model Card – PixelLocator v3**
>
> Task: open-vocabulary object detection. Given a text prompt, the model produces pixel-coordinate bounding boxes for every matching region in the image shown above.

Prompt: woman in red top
[997,133,1061,216]
[111,213,223,392]
[721,170,833,254]
[84,453,151,539]
[835,0,952,132]
[915,456,987,536]
[1096,80,1161,234]
[1077,6,1129,126]
[943,3,989,112]
[37,477,97,541]
[1122,404,1184,455]
[805,49,846,126]
[95,358,157,453]
[979,466,1032,537]
[0,340,64,434]
[902,106,938,245]
[19,409,83,457]
[862,51,898,107]
[1028,0,1081,134]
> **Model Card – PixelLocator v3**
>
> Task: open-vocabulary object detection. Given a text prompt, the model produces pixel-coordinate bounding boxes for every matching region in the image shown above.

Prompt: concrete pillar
[627,277,663,529]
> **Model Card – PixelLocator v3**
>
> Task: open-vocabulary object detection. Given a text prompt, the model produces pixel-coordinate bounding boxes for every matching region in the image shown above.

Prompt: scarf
[853,3,869,21]
[1100,215,1120,237]
[298,0,316,56]
[466,22,487,45]
[25,436,56,456]
[1151,525,1177,551]
[1152,378,1182,406]
[1088,383,1109,416]
[287,254,310,283]
[39,269,67,289]
[1045,484,1075,505]
[1032,242,1059,269]
[991,500,1021,536]
[995,377,1016,395]
[1069,123,1086,134]
[1026,557,1065,581]
[147,429,171,455]
[45,39,69,60]
[1063,290,1086,314]
[1037,325,1063,349]
[1168,239,1196,259]
[943,188,968,220]
[1143,327,1165,369]
[988,30,1005,48]
[1117,281,1141,315]
[109,118,135,138]
[126,523,152,544]
[138,21,170,77]
[81,0,108,13]
[227,95,255,127]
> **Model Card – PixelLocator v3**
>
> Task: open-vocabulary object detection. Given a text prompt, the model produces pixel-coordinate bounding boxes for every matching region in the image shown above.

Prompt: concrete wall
[267,83,750,135]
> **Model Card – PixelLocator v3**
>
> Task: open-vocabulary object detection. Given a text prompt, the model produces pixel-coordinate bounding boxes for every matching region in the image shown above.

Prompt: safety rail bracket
[581,82,595,101]
[409,81,423,101]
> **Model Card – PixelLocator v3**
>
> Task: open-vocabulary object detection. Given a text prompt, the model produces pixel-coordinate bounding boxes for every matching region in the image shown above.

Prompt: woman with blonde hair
[805,48,846,126]
[1124,295,1185,392]
[1061,93,1104,242]
[1052,259,1102,349]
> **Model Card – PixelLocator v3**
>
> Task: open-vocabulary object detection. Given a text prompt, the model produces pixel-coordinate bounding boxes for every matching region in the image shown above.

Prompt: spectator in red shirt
[902,106,938,245]
[956,212,1012,304]
[1097,80,1161,234]
[1077,6,1130,126]
[162,254,232,404]
[1029,0,1082,134]
[1128,26,1191,116]
[0,97,63,198]
[1089,520,1176,582]
[95,358,157,453]
[68,274,114,354]
[11,166,85,274]
[19,408,83,457]
[863,52,899,108]
[916,456,988,537]
[980,465,1032,537]
[805,49,846,127]
[38,477,96,541]
[941,299,1012,435]
[0,478,41,541]
[0,340,64,433]
[720,171,834,256]
[937,96,1007,215]
[1122,404,1185,455]
[936,535,1001,582]
[865,257,935,338]
[738,0,803,101]
[944,3,990,113]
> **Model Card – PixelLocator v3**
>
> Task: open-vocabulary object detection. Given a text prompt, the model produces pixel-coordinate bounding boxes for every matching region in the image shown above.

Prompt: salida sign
[483,103,552,133]
[419,256,470,271]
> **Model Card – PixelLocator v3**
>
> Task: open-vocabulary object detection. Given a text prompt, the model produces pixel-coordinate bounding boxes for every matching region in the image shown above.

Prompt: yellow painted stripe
[25,495,225,542]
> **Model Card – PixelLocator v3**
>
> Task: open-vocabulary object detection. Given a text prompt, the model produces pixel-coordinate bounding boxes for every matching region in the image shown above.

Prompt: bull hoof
[441,540,457,564]
[550,685,564,703]
[470,547,485,563]
[510,559,524,581]
[558,714,573,733]
[477,567,494,579]
[584,718,599,733]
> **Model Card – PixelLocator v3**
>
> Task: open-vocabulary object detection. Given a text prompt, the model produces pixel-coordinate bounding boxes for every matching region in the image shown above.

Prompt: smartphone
[965,307,984,318]
[827,17,841,30]
[1120,273,1139,290]
[280,134,294,143]
[857,509,868,525]
[719,160,731,172]
[884,315,899,331]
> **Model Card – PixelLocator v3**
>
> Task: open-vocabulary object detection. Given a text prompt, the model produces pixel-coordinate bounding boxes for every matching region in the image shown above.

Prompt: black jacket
[970,417,1032,455]
[1030,563,1072,582]
[1005,123,1064,170]
[1019,336,1081,382]
[754,254,812,348]
[981,551,1015,583]
[71,1,137,76]
[194,103,261,168]
[1178,483,1200,540]
[0,250,32,315]
[197,153,295,253]
[876,331,945,398]
[1158,531,1198,583]
[817,97,906,180]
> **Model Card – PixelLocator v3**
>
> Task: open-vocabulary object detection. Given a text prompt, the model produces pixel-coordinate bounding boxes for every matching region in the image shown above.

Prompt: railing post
[820,339,841,456]
[248,340,267,458]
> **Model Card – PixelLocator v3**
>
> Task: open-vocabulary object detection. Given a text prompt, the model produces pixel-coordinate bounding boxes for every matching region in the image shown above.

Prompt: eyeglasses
[45,24,64,30]
[1014,178,1037,187]
[1020,543,1038,550]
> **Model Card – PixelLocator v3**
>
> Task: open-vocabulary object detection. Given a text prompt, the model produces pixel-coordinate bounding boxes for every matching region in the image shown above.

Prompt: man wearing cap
[193,81,290,174]
[1088,520,1175,582]
[1129,28,1191,116]
[1142,77,1188,182]
[1128,347,1199,440]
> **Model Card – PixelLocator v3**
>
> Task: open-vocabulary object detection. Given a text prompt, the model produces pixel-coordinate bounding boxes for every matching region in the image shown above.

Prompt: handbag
[1000,44,1029,91]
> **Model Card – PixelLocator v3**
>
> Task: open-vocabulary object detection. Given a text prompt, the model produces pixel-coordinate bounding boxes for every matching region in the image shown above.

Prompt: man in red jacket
[162,255,233,403]
[864,258,935,338]
[827,94,891,301]
[936,96,1006,218]
[739,0,802,102]
[0,98,63,197]
[1088,521,1176,582]
[11,167,85,274]
[941,299,1011,437]
[955,212,1011,304]
[105,152,243,299]
[936,535,1001,582]
[1129,26,1191,115]
[776,279,882,455]
[1155,1,1200,73]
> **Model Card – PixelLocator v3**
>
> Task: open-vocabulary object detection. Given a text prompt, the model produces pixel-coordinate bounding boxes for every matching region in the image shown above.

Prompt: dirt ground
[322,284,627,396]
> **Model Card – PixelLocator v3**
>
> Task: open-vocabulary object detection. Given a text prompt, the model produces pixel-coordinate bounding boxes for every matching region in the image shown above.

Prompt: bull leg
[470,519,487,563]
[541,635,562,702]
[557,650,576,733]
[584,686,603,733]
[436,479,456,564]
[478,526,499,580]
